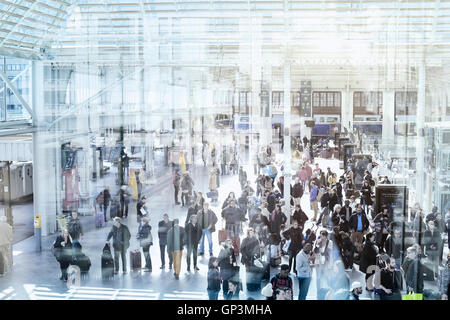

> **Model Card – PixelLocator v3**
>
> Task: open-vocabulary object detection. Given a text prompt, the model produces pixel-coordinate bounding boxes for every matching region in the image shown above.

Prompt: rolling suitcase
[101,244,114,280]
[72,253,91,276]
[130,250,142,271]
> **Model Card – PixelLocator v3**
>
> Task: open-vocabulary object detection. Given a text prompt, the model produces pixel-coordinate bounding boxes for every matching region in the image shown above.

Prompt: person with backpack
[106,217,131,274]
[270,264,293,300]
[137,217,153,272]
[181,172,194,207]
[292,178,304,207]
[167,219,185,279]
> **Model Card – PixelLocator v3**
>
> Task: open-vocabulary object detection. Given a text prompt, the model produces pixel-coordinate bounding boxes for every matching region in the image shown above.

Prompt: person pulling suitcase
[106,217,131,274]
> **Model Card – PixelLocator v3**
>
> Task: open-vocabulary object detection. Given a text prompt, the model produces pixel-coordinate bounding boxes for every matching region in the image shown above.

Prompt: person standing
[167,219,185,279]
[295,243,313,300]
[207,257,222,300]
[119,185,131,218]
[197,202,218,256]
[292,178,304,207]
[309,181,319,222]
[158,213,173,269]
[283,220,304,274]
[106,217,131,274]
[136,196,148,224]
[135,171,143,200]
[99,187,111,223]
[218,240,238,297]
[404,246,425,294]
[137,217,153,272]
[185,215,201,272]
[0,216,13,275]
[181,172,194,207]
[270,264,293,300]
[67,211,83,241]
[424,220,442,278]
[268,204,287,235]
[375,257,402,300]
[173,170,181,205]
[238,166,247,191]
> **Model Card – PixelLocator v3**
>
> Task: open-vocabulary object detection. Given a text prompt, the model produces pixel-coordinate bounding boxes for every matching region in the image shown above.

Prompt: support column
[415,61,426,206]
[283,62,292,208]
[382,89,395,147]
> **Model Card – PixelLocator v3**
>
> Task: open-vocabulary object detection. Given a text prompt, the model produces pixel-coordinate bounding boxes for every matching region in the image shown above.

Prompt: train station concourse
[0,0,449,302]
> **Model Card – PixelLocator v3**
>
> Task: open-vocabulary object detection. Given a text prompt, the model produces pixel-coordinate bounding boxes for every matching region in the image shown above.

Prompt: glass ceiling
[0,1,449,64]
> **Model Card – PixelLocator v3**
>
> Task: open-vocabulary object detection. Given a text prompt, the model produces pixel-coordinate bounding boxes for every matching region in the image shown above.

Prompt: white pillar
[415,62,426,205]
[341,89,353,131]
[283,62,291,207]
[382,89,395,147]
[32,61,58,236]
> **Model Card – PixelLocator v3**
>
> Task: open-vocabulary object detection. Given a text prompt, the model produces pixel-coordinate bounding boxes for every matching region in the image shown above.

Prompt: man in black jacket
[291,205,308,229]
[185,214,201,272]
[106,217,131,274]
[349,205,370,233]
[158,213,173,269]
[404,246,425,294]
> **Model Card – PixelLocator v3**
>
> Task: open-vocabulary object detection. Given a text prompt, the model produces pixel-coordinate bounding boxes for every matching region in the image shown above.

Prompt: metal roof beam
[0,68,36,120]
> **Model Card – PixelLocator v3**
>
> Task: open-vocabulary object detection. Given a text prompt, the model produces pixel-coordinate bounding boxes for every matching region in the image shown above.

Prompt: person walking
[292,178,304,207]
[137,217,153,272]
[185,215,201,272]
[375,257,402,300]
[52,229,73,281]
[106,217,131,274]
[207,257,222,300]
[119,185,131,217]
[295,243,313,300]
[181,172,194,207]
[197,202,218,256]
[283,220,304,274]
[173,170,181,205]
[167,219,185,279]
[136,195,148,224]
[359,232,377,291]
[309,181,319,222]
[158,213,173,269]
[239,166,247,191]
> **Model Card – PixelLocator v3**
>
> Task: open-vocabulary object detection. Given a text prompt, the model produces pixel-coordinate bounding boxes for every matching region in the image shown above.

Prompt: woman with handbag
[53,228,73,281]
[137,217,153,272]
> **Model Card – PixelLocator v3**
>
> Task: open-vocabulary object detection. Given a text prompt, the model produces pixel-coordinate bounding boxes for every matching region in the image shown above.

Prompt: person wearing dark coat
[240,229,261,270]
[106,217,131,274]
[283,221,304,273]
[67,211,83,240]
[340,233,355,270]
[291,205,308,229]
[222,201,246,238]
[384,228,403,268]
[158,213,173,269]
[137,217,153,271]
[267,192,277,214]
[136,196,147,224]
[207,257,222,300]
[349,205,370,233]
[424,220,442,277]
[185,214,202,272]
[218,240,238,297]
[53,229,73,281]
[119,186,131,217]
[359,233,377,289]
[360,180,373,215]
[404,247,425,294]
[167,219,185,279]
[185,202,199,227]
[268,204,287,235]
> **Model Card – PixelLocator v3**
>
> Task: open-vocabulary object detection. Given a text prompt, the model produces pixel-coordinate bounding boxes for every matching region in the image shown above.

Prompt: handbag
[402,292,423,300]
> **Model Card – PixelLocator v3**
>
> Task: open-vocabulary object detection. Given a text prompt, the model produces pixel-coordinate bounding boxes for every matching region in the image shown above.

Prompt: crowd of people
[51,135,449,301]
